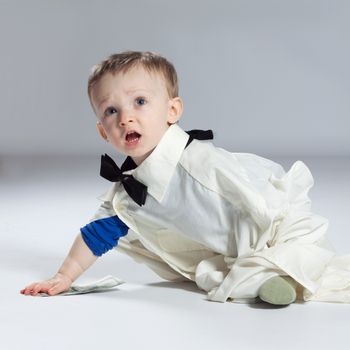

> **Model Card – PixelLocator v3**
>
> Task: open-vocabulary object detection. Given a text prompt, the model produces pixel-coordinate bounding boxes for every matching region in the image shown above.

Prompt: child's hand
[20,273,72,296]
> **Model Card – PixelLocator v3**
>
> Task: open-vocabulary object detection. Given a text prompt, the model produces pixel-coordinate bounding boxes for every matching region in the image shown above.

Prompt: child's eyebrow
[126,88,153,95]
[98,97,109,109]
[98,89,153,108]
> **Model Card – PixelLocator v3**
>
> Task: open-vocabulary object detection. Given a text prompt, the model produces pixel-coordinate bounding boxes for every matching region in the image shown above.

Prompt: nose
[118,109,135,127]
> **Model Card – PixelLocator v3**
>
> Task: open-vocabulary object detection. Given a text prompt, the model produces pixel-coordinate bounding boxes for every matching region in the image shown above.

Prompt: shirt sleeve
[80,200,129,257]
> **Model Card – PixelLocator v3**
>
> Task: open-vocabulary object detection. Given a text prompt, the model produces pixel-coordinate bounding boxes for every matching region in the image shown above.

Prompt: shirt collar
[123,123,190,203]
[111,123,190,204]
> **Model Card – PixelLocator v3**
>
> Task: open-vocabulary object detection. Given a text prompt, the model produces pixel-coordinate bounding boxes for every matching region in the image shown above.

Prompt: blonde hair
[87,50,179,107]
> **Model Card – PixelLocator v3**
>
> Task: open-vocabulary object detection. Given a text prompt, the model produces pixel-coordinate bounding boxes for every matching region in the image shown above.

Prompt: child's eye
[104,107,117,116]
[136,97,147,105]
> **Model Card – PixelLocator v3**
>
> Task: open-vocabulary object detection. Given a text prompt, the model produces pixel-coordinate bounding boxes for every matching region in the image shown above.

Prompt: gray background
[0,0,349,157]
[1,2,350,350]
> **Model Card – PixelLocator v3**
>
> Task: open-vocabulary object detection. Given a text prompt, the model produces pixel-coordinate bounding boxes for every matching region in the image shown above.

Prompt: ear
[96,122,109,141]
[167,96,183,124]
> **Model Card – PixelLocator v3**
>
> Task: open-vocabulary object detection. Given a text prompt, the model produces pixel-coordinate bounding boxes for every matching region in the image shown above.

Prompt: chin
[132,149,154,163]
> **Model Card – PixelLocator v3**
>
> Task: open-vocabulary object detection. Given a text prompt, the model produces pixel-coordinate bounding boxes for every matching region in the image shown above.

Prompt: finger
[29,287,39,296]
[32,284,44,294]
[23,282,38,291]
[48,284,67,296]
[30,282,50,295]
[25,289,35,296]
[20,288,31,295]
[24,282,45,295]
[31,285,45,296]
[32,281,53,293]
[23,286,36,295]
[47,286,59,296]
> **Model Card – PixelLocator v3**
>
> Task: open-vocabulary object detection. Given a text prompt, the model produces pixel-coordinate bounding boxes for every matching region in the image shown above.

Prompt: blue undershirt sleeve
[80,215,129,257]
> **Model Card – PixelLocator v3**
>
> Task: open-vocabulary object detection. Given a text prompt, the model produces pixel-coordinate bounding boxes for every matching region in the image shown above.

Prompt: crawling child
[21,50,350,305]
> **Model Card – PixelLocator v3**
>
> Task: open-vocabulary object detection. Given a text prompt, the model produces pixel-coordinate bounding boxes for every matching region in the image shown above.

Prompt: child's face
[90,65,183,165]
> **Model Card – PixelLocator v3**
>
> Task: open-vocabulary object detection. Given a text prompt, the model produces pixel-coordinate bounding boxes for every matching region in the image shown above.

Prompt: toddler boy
[21,51,341,305]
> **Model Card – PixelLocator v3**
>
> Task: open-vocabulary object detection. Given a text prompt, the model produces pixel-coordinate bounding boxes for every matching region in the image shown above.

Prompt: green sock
[258,276,297,305]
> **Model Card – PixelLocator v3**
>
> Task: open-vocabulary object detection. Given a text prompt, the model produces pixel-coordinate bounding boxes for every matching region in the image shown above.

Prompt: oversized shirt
[81,123,350,304]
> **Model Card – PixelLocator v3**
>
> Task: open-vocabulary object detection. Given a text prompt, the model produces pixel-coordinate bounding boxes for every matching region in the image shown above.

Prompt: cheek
[101,119,117,132]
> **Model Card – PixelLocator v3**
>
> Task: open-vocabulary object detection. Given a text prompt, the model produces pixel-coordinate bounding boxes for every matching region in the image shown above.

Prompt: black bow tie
[100,153,148,206]
[99,128,214,206]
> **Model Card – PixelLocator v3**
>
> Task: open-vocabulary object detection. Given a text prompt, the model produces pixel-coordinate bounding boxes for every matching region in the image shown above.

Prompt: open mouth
[125,131,142,145]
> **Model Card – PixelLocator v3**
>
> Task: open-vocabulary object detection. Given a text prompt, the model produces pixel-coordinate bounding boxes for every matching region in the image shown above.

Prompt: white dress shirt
[88,123,350,304]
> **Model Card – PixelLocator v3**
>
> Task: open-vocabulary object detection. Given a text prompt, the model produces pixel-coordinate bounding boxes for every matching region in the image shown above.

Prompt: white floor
[1,154,350,350]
